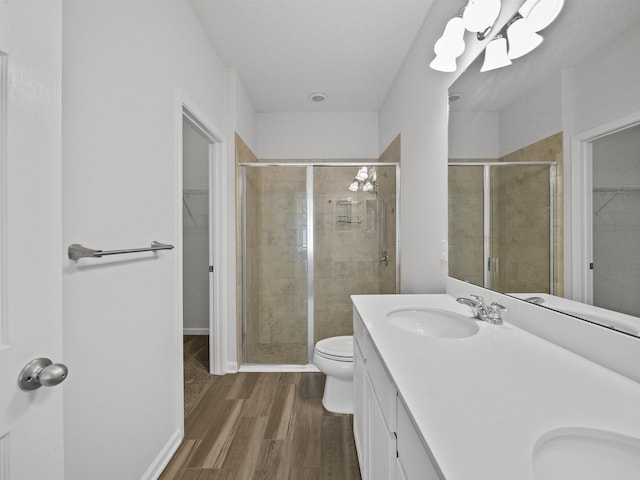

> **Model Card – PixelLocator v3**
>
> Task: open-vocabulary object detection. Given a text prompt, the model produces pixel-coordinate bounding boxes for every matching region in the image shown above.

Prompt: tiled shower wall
[448,132,563,294]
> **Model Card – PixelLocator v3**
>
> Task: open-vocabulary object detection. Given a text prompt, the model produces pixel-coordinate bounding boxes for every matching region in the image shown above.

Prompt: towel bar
[68,241,174,261]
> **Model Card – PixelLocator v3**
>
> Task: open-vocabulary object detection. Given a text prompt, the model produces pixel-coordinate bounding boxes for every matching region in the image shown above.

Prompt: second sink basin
[533,427,640,480]
[386,307,479,338]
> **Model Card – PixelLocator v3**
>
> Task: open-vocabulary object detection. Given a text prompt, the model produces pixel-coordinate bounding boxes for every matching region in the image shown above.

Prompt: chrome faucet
[456,294,506,325]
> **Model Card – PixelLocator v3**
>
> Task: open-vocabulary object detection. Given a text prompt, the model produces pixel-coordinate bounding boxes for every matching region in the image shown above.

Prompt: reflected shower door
[490,165,551,292]
[448,165,485,286]
[243,166,308,364]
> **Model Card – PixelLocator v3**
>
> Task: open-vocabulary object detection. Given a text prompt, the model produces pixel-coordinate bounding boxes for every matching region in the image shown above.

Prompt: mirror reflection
[448,0,640,337]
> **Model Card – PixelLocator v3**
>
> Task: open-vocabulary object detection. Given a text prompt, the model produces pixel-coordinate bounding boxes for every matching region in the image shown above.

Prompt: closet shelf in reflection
[593,186,640,192]
[184,188,209,195]
[593,187,640,215]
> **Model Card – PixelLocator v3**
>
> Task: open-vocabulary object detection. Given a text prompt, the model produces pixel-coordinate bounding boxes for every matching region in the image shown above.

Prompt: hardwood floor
[160,336,362,480]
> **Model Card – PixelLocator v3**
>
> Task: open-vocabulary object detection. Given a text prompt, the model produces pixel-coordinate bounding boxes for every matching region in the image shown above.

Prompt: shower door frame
[240,162,400,368]
[449,161,557,293]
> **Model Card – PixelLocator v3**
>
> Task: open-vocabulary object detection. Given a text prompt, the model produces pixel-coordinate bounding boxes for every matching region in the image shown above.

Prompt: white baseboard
[141,428,183,480]
[239,363,321,373]
[183,328,209,335]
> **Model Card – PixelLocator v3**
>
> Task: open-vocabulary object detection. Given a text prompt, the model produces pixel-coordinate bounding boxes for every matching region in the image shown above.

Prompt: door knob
[18,358,68,391]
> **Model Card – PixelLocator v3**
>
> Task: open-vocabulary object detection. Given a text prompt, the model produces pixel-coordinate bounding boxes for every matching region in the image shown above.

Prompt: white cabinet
[353,308,443,480]
[353,332,367,475]
[353,309,396,480]
[396,398,442,480]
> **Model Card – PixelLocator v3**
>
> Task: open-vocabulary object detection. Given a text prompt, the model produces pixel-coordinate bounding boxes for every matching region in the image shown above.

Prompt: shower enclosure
[241,163,399,366]
[448,162,556,293]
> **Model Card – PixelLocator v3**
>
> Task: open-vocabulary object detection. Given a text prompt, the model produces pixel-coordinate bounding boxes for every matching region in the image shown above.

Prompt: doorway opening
[571,112,640,306]
[182,113,212,413]
[179,103,227,417]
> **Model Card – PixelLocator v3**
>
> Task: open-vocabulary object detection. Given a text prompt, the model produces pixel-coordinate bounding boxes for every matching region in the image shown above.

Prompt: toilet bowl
[313,335,354,414]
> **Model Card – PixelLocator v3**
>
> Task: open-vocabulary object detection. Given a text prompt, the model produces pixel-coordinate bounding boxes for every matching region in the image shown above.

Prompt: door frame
[570,110,640,304]
[176,92,229,399]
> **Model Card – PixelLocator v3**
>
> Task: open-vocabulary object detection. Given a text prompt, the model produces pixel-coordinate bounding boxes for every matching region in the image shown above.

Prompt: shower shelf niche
[336,199,362,225]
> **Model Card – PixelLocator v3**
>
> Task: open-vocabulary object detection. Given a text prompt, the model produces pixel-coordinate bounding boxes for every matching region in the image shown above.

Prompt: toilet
[313,335,354,414]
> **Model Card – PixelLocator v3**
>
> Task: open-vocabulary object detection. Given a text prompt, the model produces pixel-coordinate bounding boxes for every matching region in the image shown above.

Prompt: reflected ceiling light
[526,0,564,32]
[362,181,374,192]
[462,0,501,38]
[355,166,369,182]
[348,181,360,192]
[506,15,543,59]
[480,34,511,72]
[429,16,466,72]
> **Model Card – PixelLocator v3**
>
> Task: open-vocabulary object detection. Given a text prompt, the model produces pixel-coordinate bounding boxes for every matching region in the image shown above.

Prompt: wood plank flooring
[160,336,361,480]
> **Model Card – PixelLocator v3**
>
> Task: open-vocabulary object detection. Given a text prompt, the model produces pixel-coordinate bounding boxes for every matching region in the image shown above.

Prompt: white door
[0,1,65,479]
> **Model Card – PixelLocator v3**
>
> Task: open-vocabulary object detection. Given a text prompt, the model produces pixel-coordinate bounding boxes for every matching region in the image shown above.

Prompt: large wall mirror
[448,0,640,337]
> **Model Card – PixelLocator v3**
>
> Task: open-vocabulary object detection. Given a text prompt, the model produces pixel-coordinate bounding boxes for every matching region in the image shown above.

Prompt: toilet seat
[314,336,353,362]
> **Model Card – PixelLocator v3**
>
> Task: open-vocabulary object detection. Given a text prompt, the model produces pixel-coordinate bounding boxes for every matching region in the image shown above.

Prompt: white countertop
[351,293,640,480]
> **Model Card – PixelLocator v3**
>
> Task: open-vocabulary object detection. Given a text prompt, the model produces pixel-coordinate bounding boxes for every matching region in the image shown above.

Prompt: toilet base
[322,376,353,414]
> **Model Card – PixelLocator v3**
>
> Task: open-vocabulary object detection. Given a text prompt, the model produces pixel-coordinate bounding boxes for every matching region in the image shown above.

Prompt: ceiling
[188,0,435,113]
[450,0,640,113]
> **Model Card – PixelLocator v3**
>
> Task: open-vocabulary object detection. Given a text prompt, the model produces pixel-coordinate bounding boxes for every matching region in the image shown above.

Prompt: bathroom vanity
[352,294,640,480]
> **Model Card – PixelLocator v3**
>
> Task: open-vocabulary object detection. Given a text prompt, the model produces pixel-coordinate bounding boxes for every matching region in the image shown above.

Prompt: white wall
[379,0,524,293]
[448,111,500,159]
[499,70,562,156]
[256,112,379,159]
[61,2,241,479]
[564,24,640,138]
[233,70,257,151]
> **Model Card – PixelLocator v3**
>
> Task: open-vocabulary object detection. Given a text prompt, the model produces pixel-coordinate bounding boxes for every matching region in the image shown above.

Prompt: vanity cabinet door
[367,374,396,480]
[396,458,409,480]
[353,335,367,476]
[397,398,442,480]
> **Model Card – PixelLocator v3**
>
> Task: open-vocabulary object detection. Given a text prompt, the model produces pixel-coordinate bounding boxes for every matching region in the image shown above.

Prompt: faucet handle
[470,294,485,308]
[487,302,506,324]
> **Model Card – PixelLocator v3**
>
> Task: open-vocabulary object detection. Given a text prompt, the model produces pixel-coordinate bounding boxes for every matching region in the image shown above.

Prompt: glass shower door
[243,166,308,364]
[313,166,397,342]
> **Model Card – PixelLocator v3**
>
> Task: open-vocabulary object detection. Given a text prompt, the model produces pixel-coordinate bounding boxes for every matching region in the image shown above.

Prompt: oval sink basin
[533,428,640,480]
[386,307,479,338]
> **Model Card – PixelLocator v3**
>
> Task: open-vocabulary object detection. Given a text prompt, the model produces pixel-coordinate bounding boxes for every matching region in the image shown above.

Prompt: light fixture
[525,0,564,32]
[480,34,512,72]
[429,16,466,72]
[347,167,378,192]
[506,15,543,59]
[462,0,501,38]
[430,0,563,74]
[355,166,369,182]
[429,55,458,73]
